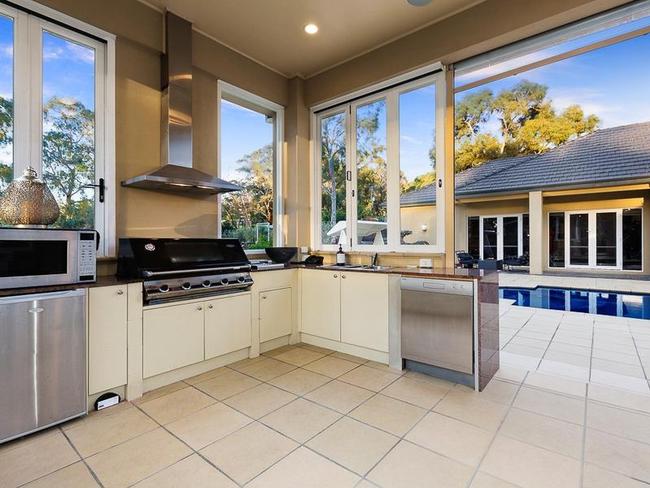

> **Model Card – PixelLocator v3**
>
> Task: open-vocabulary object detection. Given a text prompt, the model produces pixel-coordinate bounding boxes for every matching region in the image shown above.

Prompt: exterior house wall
[400,205,438,245]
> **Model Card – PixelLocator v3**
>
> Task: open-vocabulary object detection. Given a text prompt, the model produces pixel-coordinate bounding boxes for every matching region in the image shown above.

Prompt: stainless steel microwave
[0,228,97,289]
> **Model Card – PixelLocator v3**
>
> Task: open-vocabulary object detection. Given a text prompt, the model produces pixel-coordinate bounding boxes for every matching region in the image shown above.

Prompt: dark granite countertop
[0,275,142,298]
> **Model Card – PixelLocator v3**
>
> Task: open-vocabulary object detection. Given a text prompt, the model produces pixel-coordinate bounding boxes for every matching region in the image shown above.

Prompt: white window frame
[310,68,446,253]
[546,208,643,271]
[474,214,524,261]
[216,80,284,251]
[1,0,115,256]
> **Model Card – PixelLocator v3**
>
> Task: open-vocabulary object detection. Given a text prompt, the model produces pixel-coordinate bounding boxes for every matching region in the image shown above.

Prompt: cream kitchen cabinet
[300,269,389,352]
[340,272,389,352]
[300,269,341,341]
[259,287,292,342]
[88,285,128,395]
[143,301,204,378]
[205,293,252,359]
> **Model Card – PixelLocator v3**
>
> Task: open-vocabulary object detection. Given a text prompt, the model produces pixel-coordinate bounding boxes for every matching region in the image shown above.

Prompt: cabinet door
[301,269,340,341]
[88,285,128,394]
[340,272,389,352]
[205,294,252,359]
[259,287,292,343]
[143,302,204,378]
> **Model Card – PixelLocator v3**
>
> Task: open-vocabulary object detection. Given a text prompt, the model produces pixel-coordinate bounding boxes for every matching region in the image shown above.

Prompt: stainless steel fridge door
[0,290,86,443]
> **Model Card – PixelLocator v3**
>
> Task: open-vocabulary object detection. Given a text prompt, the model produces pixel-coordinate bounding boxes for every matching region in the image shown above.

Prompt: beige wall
[34,0,289,249]
[400,205,438,245]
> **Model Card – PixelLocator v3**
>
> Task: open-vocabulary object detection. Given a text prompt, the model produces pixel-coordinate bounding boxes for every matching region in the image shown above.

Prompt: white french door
[566,210,623,269]
[478,215,523,260]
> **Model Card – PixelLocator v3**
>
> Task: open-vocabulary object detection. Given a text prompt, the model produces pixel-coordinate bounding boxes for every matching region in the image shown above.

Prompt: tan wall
[400,205,437,245]
[33,0,289,249]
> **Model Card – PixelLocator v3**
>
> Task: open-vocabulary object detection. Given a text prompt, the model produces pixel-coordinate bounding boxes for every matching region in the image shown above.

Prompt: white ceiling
[140,0,483,78]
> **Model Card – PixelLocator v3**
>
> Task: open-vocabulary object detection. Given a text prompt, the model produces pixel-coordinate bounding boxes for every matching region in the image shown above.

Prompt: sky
[220,99,273,181]
[0,14,95,171]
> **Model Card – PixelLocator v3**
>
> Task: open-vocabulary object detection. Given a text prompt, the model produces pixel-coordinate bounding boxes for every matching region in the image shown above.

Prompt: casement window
[0,1,115,256]
[217,81,283,251]
[312,72,446,253]
[548,209,643,271]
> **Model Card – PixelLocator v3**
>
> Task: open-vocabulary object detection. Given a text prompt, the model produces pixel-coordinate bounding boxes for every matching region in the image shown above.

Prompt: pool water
[500,286,650,319]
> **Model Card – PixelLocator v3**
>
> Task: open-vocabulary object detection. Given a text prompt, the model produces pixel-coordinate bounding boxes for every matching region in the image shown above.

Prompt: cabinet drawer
[143,302,204,377]
[260,287,292,342]
[88,285,128,394]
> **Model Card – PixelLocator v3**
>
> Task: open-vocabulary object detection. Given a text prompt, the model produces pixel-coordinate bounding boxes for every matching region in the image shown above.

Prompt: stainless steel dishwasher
[0,289,86,444]
[400,277,474,384]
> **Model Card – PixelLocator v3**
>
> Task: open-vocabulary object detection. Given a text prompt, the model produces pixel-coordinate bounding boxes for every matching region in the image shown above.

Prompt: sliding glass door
[469,214,527,261]
[556,209,634,270]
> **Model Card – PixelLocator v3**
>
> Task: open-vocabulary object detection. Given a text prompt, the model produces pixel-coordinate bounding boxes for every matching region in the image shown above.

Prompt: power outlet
[419,258,433,268]
[300,246,309,254]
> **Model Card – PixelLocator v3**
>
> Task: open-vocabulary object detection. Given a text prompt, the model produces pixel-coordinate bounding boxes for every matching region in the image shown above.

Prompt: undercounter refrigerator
[0,289,86,443]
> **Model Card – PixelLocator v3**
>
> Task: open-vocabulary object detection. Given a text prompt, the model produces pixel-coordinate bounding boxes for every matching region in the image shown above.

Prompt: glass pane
[569,213,589,265]
[319,112,346,245]
[596,212,617,267]
[0,15,13,192]
[482,217,498,259]
[522,214,529,257]
[220,98,274,249]
[399,83,436,246]
[356,99,387,245]
[623,208,642,271]
[503,216,519,260]
[549,212,565,267]
[467,216,479,259]
[42,31,95,229]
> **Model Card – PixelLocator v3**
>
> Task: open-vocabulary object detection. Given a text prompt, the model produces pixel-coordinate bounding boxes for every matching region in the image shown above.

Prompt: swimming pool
[499,286,650,319]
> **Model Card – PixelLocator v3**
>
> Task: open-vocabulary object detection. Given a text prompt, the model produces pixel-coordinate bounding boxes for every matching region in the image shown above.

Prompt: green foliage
[320,113,347,240]
[221,144,275,249]
[454,80,600,172]
[42,96,96,228]
[0,96,13,190]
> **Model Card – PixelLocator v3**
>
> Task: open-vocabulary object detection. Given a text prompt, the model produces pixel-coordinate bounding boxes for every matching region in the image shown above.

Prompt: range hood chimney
[121,12,241,196]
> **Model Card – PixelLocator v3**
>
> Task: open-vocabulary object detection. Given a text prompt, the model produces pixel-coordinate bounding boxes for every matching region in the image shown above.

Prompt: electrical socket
[419,258,433,268]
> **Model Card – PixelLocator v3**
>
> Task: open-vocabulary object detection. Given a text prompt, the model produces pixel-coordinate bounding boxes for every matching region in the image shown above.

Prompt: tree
[221,144,274,249]
[0,96,13,189]
[320,113,346,239]
[454,80,600,172]
[42,97,95,228]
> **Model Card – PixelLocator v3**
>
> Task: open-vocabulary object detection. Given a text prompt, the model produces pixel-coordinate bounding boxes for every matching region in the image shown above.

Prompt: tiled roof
[400,122,650,205]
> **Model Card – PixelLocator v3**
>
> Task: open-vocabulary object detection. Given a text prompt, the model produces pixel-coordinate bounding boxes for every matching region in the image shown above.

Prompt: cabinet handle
[116,289,124,295]
[208,304,213,309]
[197,306,203,311]
[342,275,346,279]
[261,295,267,300]
[333,274,338,278]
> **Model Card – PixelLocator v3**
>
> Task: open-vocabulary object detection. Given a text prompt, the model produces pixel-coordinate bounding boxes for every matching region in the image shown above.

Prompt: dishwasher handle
[400,277,473,296]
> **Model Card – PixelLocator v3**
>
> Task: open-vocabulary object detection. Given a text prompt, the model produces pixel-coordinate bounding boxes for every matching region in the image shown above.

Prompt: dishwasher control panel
[400,277,473,296]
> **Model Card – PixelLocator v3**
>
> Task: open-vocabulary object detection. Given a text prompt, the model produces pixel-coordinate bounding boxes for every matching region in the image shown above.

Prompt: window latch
[346,170,352,182]
[83,178,105,203]
[438,179,443,188]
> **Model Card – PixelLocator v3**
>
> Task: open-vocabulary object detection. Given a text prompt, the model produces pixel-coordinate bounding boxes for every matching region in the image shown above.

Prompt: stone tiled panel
[478,272,500,390]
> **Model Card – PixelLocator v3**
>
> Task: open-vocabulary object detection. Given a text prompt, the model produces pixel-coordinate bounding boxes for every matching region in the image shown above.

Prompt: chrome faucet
[371,253,379,267]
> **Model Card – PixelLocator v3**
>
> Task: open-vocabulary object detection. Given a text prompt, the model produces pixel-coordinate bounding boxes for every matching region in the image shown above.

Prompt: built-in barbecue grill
[117,238,253,305]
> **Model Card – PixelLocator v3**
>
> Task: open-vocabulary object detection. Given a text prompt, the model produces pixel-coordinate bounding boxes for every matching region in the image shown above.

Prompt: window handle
[346,170,352,181]
[83,177,105,203]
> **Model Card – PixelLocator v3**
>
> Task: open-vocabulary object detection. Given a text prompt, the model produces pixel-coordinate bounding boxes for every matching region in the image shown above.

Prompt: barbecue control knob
[202,280,211,288]
[220,278,229,285]
[159,284,170,293]
[237,276,246,283]
[181,282,192,290]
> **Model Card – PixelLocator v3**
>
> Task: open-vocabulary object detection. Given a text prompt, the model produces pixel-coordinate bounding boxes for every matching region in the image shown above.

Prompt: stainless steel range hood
[121,12,241,196]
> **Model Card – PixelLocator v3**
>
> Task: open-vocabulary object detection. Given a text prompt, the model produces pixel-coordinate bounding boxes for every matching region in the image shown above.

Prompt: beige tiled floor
[4,343,650,487]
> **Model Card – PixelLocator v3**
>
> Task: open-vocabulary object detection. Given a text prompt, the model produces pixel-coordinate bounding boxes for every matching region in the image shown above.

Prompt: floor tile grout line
[58,427,106,488]
[580,383,589,488]
[629,322,650,383]
[131,401,246,488]
[465,370,529,488]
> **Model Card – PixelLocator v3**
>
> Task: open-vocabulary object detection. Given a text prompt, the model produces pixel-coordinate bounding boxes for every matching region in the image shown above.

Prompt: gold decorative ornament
[0,167,60,226]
